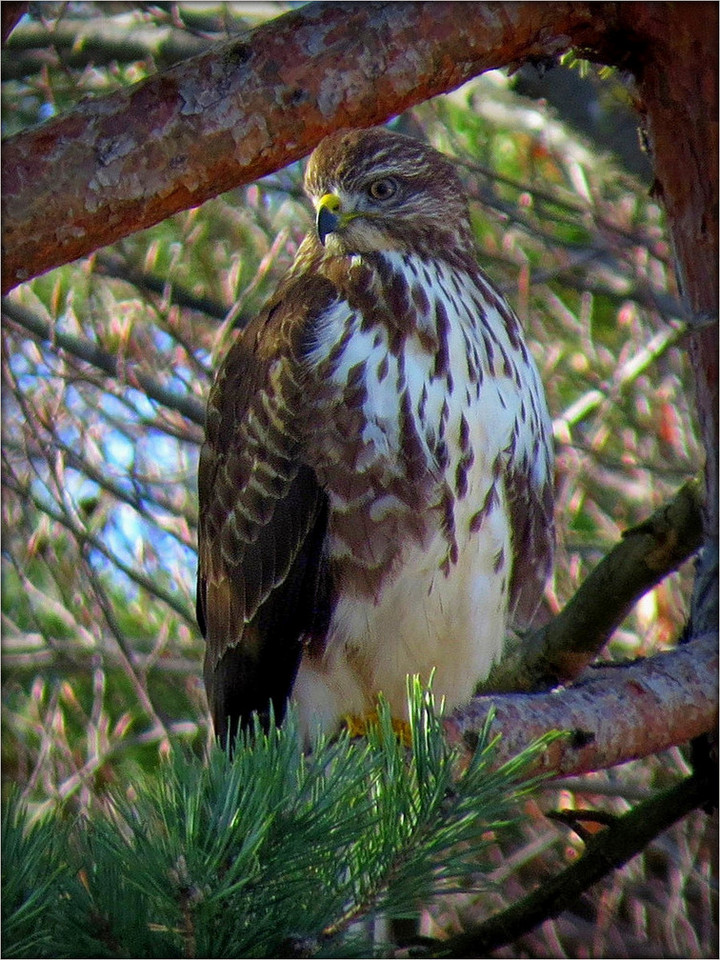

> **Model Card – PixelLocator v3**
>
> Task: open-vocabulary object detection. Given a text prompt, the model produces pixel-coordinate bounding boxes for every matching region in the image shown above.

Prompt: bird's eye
[367,178,397,201]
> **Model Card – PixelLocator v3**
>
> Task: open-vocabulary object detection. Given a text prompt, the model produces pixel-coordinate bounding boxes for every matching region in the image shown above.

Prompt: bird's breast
[292,252,549,739]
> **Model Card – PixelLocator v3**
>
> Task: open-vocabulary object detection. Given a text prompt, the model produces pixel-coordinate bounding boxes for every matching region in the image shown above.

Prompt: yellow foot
[342,712,413,748]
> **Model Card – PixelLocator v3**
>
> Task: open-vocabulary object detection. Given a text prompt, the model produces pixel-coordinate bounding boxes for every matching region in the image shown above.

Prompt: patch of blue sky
[136,431,193,475]
[103,503,196,594]
[8,347,52,390]
[152,329,175,353]
[29,469,99,520]
[102,429,136,475]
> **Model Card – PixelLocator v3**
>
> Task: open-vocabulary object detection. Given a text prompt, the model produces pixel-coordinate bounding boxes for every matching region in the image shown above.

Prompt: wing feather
[197,273,337,743]
[506,465,554,630]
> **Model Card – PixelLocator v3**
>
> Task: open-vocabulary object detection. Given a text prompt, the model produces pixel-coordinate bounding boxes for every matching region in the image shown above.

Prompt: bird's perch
[1,1,608,293]
[447,632,718,779]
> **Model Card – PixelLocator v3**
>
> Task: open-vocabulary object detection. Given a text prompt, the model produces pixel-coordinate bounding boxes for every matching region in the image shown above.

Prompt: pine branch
[484,481,704,692]
[425,772,714,958]
[1,691,554,959]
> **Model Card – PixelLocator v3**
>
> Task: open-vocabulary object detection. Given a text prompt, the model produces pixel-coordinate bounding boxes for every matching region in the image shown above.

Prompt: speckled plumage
[197,127,554,745]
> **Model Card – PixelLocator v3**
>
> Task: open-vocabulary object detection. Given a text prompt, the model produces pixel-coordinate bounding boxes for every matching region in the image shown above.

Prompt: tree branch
[446,633,718,778]
[1,299,206,427]
[427,771,714,958]
[485,481,704,692]
[2,1,611,292]
[1,16,211,81]
[617,4,718,628]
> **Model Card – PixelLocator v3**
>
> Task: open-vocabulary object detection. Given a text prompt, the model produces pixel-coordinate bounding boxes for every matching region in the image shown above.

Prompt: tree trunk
[615,3,718,630]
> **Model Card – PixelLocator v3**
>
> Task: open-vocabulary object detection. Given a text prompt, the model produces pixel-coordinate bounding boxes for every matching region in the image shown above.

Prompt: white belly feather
[294,495,511,739]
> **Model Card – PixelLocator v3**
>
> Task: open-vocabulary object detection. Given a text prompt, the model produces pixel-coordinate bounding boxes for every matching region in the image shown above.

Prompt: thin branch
[484,481,704,692]
[2,469,195,627]
[2,15,213,81]
[553,325,687,442]
[93,251,229,322]
[4,434,198,545]
[2,299,206,426]
[540,776,653,802]
[429,772,713,958]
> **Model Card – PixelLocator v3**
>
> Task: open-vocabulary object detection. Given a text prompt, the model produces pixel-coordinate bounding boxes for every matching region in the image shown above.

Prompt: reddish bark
[2,1,608,293]
[616,3,718,562]
[446,633,718,778]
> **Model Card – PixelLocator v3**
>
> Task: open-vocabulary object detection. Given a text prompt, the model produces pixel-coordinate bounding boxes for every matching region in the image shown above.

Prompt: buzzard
[197,127,554,746]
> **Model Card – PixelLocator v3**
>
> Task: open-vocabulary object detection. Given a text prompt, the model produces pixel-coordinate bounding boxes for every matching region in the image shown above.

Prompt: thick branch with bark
[446,633,717,778]
[613,4,718,623]
[2,1,609,292]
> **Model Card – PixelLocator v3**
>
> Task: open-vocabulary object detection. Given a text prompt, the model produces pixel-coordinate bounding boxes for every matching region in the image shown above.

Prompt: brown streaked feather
[505,468,554,630]
[197,269,339,743]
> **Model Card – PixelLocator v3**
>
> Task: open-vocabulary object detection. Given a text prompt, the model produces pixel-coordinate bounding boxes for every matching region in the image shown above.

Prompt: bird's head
[303,127,474,258]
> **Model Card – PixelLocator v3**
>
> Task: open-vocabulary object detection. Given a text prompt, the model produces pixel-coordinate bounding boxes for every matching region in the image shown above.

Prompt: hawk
[197,127,554,746]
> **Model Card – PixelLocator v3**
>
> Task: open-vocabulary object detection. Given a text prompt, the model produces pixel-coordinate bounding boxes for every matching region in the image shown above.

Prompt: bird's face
[311,179,407,255]
[304,127,473,257]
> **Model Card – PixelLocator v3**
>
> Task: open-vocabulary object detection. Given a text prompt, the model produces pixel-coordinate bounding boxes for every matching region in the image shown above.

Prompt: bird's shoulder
[203,248,350,444]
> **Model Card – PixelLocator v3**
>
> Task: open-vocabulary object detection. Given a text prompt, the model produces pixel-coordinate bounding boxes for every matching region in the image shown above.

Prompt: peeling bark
[2,1,608,293]
[446,633,718,777]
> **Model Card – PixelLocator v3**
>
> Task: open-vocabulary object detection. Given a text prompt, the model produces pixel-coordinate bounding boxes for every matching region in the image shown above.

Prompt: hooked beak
[316,193,342,246]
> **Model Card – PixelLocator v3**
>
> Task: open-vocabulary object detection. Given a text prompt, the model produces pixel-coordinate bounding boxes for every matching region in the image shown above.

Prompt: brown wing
[505,465,554,631]
[197,274,336,745]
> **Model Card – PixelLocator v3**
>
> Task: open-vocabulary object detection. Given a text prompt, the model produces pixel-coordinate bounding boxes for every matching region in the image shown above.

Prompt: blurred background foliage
[1,3,713,957]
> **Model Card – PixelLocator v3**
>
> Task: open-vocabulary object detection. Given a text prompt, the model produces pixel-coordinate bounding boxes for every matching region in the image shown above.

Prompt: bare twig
[2,469,195,626]
[430,772,713,958]
[2,299,206,426]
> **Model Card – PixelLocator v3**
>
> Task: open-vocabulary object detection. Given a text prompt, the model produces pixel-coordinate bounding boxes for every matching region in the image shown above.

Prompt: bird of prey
[197,127,554,746]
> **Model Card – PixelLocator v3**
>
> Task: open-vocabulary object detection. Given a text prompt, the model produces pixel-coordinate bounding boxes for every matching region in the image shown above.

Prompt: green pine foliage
[2,685,555,959]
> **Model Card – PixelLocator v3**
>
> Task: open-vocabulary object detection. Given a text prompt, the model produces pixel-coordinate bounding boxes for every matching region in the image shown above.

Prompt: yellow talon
[342,712,413,748]
[342,713,373,739]
[391,718,413,748]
